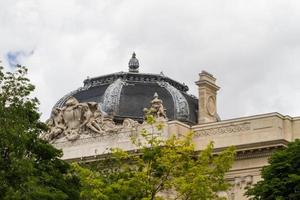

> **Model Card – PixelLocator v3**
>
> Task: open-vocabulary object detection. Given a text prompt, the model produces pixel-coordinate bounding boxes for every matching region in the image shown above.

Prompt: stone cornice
[213,139,288,160]
[64,139,288,163]
[192,112,299,130]
[195,79,220,91]
[167,120,191,128]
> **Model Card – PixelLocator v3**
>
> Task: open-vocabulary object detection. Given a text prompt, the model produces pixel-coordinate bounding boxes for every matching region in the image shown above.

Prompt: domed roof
[53,54,198,124]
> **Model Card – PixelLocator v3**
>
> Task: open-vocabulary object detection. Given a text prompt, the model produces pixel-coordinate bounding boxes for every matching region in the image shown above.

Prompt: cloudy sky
[1,0,300,121]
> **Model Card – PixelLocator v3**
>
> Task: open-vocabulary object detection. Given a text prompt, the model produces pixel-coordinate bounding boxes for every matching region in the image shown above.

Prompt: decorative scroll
[157,81,189,120]
[102,78,125,114]
[195,123,251,137]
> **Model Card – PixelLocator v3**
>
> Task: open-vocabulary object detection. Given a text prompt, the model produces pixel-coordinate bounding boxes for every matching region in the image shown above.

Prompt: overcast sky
[1,0,300,121]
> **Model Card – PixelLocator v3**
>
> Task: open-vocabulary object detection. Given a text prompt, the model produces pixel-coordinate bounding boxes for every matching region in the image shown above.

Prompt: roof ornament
[128,52,139,73]
[43,96,141,142]
[143,92,167,120]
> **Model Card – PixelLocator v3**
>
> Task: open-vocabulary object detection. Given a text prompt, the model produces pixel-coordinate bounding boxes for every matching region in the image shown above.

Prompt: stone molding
[194,122,251,137]
[193,112,296,129]
[212,139,288,161]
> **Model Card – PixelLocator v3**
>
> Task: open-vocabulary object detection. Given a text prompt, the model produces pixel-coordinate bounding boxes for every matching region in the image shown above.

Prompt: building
[44,53,300,199]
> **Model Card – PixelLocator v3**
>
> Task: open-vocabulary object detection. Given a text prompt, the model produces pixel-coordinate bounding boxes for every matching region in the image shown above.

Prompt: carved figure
[44,108,65,140]
[61,97,83,140]
[43,96,140,142]
[84,107,105,135]
[62,97,82,129]
[102,118,119,133]
[144,92,167,119]
[123,118,139,130]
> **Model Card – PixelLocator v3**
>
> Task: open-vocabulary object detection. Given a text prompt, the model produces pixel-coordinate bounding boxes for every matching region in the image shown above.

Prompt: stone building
[44,53,300,199]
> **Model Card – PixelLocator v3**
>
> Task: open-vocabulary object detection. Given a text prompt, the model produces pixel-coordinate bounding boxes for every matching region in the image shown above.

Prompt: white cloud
[1,0,300,121]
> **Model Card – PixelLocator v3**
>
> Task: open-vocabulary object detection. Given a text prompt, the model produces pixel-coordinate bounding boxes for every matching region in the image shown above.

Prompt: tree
[0,65,80,199]
[246,139,300,200]
[74,115,236,200]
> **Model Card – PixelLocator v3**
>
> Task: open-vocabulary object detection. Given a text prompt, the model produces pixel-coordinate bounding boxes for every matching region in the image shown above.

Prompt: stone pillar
[195,71,220,124]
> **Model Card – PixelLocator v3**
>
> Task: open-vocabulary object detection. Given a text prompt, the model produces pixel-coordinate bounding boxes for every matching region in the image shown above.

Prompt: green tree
[246,139,300,200]
[74,115,235,200]
[0,65,80,199]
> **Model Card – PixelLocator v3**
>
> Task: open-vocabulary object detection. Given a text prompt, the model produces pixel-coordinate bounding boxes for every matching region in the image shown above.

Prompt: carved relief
[144,92,167,120]
[102,78,125,114]
[216,176,254,200]
[62,97,84,141]
[123,118,140,131]
[82,104,104,134]
[206,96,216,116]
[44,108,65,141]
[195,123,251,137]
[231,175,254,200]
[42,96,141,142]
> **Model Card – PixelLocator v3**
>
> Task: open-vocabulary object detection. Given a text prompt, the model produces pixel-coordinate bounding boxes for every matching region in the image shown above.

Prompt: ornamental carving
[42,96,140,142]
[234,175,253,188]
[102,78,126,114]
[144,92,167,120]
[206,96,216,116]
[195,123,251,137]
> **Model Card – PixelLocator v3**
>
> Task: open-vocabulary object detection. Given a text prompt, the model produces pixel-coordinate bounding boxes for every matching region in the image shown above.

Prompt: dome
[53,54,199,124]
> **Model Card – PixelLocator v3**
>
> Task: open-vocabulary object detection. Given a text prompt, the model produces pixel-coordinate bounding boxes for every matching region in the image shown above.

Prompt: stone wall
[52,112,300,199]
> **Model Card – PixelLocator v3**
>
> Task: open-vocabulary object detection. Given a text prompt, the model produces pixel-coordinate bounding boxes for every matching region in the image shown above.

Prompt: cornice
[213,139,288,160]
[192,112,297,130]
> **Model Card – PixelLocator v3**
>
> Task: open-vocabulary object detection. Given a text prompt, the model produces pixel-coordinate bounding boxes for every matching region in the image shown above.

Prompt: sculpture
[44,107,65,140]
[43,96,141,142]
[102,118,120,133]
[86,110,105,134]
[81,103,104,135]
[62,97,82,141]
[144,92,167,119]
[123,118,140,130]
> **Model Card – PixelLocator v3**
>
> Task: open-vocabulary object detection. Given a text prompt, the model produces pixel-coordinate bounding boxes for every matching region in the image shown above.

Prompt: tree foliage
[74,116,236,200]
[0,65,80,199]
[246,139,300,200]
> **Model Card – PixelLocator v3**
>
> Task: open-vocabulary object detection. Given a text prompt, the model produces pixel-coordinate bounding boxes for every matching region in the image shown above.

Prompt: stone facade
[196,71,220,123]
[51,112,299,199]
[46,66,300,199]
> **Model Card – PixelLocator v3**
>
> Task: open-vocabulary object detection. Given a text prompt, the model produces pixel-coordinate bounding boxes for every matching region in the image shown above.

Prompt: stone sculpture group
[143,92,167,118]
[42,93,167,142]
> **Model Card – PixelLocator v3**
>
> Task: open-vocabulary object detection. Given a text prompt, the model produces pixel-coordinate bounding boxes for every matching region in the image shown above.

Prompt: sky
[1,0,300,121]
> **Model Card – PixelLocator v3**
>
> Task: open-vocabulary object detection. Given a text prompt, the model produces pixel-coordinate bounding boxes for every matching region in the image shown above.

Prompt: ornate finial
[128,52,139,73]
[153,92,158,98]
